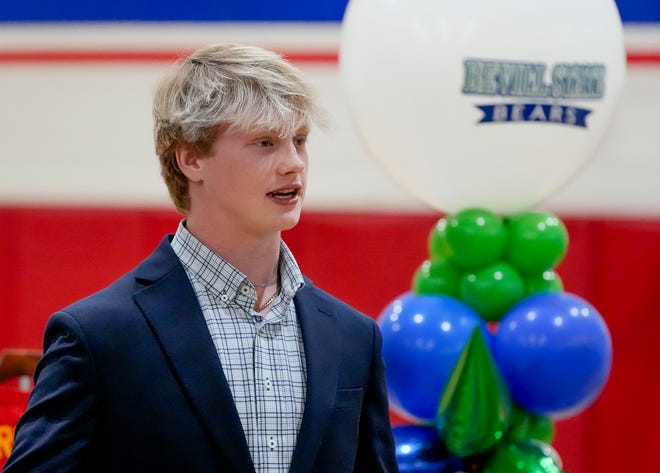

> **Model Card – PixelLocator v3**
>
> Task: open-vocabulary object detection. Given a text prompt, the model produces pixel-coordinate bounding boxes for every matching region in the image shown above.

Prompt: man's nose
[279,142,306,174]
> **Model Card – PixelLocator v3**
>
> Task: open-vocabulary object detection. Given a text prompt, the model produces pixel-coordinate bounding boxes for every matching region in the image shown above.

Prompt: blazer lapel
[132,237,255,473]
[289,285,342,473]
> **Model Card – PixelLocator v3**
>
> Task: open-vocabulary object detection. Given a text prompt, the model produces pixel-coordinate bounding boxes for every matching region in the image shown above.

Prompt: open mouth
[267,187,301,201]
[268,189,298,200]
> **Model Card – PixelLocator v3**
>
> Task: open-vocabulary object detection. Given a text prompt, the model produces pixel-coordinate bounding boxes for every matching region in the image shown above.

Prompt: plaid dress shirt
[171,222,307,473]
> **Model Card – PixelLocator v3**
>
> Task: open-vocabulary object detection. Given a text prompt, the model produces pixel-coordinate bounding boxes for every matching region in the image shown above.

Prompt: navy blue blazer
[4,236,398,473]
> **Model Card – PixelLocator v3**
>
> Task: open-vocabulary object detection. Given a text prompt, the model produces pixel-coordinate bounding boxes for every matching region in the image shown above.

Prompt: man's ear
[175,144,204,183]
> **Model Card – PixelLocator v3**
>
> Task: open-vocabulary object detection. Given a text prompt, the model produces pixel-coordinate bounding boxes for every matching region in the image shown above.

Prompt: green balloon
[524,270,564,295]
[436,328,511,457]
[460,262,525,322]
[525,415,555,444]
[428,218,453,259]
[482,439,564,473]
[445,208,507,269]
[505,211,569,275]
[413,258,461,297]
[508,405,555,443]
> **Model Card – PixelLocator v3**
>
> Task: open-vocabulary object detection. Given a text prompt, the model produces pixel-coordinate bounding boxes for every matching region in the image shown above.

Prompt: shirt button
[268,437,277,450]
[264,378,272,390]
[220,294,229,302]
[254,315,264,324]
[240,286,250,296]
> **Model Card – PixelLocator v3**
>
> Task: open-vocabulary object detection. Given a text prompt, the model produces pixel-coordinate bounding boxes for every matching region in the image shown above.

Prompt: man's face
[190,125,309,238]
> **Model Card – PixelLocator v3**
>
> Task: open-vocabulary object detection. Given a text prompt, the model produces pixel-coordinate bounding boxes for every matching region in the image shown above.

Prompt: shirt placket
[253,320,281,473]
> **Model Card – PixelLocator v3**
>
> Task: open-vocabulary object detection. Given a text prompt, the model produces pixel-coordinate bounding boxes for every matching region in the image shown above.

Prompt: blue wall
[0,0,657,23]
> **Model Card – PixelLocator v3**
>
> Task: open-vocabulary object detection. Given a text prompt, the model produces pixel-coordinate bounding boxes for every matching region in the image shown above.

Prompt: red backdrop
[0,206,658,472]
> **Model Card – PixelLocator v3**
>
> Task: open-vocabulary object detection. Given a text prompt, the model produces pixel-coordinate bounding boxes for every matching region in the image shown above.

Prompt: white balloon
[340,0,626,214]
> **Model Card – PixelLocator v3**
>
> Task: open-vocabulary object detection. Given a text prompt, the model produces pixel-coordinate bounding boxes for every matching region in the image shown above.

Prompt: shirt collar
[170,220,305,306]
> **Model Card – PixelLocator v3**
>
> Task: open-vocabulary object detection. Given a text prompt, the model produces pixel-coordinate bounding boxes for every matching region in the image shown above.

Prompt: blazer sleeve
[4,311,98,473]
[353,320,399,473]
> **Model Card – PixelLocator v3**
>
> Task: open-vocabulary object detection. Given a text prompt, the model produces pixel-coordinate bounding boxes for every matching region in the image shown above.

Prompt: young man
[4,43,398,472]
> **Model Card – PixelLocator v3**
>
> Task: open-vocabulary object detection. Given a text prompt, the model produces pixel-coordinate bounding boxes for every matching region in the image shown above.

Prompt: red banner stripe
[0,49,339,64]
[0,49,655,66]
[626,51,660,64]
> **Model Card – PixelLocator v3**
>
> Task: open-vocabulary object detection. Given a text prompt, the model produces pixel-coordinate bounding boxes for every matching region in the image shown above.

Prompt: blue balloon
[393,425,465,473]
[493,292,612,419]
[378,292,487,421]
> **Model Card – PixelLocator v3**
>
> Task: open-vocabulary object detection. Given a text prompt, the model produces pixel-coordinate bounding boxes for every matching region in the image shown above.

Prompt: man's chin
[278,209,303,231]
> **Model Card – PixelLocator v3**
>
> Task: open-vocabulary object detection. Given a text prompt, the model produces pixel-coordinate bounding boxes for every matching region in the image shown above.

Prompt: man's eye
[258,139,274,147]
[294,136,307,146]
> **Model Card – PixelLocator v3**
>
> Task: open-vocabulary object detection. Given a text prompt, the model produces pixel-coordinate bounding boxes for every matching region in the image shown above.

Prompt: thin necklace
[251,277,278,288]
[257,289,279,312]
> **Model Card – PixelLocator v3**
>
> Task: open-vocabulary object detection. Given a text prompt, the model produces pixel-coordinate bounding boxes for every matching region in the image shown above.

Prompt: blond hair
[153,42,321,213]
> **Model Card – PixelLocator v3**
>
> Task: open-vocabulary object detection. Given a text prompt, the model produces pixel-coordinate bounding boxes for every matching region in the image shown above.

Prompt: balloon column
[378,209,613,472]
[340,0,624,470]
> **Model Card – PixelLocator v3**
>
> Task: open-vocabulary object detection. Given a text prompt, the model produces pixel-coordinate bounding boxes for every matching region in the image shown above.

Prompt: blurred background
[0,1,658,471]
